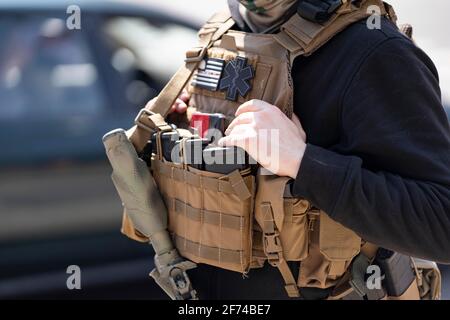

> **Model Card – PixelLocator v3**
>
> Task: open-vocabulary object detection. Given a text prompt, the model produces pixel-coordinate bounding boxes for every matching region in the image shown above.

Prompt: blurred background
[0,0,448,299]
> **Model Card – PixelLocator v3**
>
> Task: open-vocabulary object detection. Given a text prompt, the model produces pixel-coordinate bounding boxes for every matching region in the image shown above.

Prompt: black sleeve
[292,37,450,263]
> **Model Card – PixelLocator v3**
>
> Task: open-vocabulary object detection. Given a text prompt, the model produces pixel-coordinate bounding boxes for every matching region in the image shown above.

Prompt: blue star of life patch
[219,56,254,101]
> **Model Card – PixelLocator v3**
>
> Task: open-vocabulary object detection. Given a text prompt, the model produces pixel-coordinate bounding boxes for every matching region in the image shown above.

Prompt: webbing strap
[151,14,234,117]
[128,16,235,152]
[152,16,235,116]
[278,259,301,297]
[128,60,203,152]
[260,203,300,298]
[155,160,252,200]
[152,64,200,117]
[228,170,252,200]
[275,0,390,63]
[253,173,299,298]
[174,235,243,264]
[171,198,244,230]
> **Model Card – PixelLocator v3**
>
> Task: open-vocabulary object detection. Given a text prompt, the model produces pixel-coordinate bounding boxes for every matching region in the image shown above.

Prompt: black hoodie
[229,4,450,263]
[183,10,450,300]
[291,18,450,264]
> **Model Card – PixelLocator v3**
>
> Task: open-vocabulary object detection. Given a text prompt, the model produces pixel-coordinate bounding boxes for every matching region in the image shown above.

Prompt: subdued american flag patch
[191,58,225,91]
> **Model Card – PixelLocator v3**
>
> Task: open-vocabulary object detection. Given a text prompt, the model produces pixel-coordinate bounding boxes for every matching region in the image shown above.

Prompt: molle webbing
[120,1,408,298]
[128,13,236,152]
[255,174,300,298]
[154,159,252,201]
[274,0,393,62]
[152,158,255,274]
[174,235,245,265]
[171,198,244,231]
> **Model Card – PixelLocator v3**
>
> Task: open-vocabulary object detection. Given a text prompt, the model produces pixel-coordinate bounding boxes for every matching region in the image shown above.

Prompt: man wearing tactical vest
[103,0,450,300]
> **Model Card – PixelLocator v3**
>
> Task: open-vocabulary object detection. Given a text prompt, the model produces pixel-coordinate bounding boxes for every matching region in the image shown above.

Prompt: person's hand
[144,89,189,114]
[218,99,307,179]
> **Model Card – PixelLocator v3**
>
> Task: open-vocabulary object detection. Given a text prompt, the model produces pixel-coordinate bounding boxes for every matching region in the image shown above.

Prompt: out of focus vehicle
[0,0,198,299]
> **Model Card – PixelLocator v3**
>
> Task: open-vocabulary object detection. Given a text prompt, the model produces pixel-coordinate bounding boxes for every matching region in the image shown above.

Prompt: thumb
[218,135,239,148]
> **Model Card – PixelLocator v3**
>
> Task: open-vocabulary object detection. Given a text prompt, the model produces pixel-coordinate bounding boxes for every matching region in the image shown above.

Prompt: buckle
[297,0,343,23]
[135,108,156,132]
[185,46,208,63]
[151,252,198,300]
[263,232,283,265]
[169,267,197,300]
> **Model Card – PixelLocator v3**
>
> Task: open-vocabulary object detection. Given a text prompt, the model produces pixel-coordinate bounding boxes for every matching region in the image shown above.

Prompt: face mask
[236,0,298,33]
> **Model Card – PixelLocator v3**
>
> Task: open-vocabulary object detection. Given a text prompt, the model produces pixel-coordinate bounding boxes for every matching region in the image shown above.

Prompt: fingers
[222,100,272,147]
[179,89,190,103]
[235,99,264,116]
[146,96,187,114]
[227,100,265,134]
[292,113,301,128]
[219,123,255,150]
[218,134,245,148]
[174,89,189,113]
[291,113,307,142]
[173,98,188,113]
[225,112,255,135]
[219,123,248,146]
[218,135,234,147]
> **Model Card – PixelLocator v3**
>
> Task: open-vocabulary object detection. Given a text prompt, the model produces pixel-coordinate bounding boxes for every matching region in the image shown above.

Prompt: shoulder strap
[275,0,395,64]
[128,11,235,152]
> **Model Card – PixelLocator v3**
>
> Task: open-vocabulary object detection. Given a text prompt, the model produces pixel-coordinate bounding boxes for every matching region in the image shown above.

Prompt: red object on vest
[190,112,226,139]
[190,113,211,138]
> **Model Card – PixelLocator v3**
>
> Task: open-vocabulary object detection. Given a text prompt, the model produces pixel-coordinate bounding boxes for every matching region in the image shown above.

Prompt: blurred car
[0,0,199,299]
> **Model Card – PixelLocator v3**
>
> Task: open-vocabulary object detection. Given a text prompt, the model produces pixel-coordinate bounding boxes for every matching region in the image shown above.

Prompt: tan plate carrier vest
[120,0,439,300]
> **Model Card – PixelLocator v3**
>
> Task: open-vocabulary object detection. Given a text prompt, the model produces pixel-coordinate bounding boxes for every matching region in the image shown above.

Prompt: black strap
[297,0,343,23]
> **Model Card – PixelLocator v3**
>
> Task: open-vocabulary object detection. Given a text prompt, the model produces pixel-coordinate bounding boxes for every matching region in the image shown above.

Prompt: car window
[0,15,107,120]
